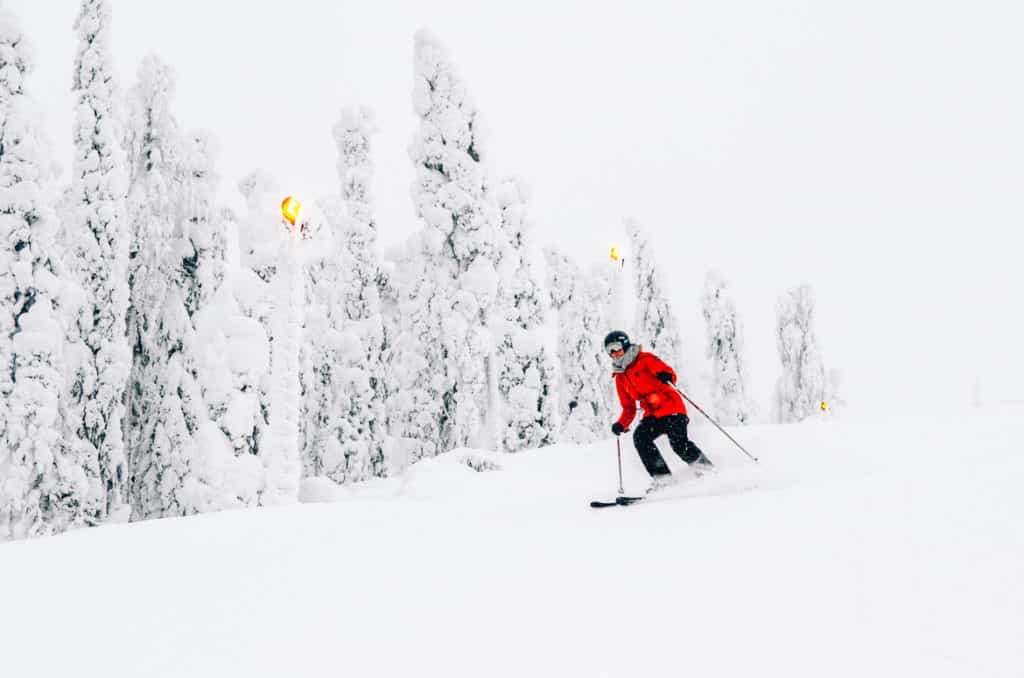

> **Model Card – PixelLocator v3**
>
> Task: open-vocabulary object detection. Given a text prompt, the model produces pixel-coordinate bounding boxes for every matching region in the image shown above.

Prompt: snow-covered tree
[66,0,131,520]
[229,172,278,483]
[495,178,558,451]
[335,106,377,255]
[701,272,754,425]
[177,131,228,318]
[123,54,178,514]
[193,208,266,510]
[384,235,446,468]
[341,107,385,473]
[120,50,249,518]
[627,220,684,378]
[396,30,502,455]
[300,105,386,484]
[124,55,177,190]
[298,198,336,481]
[774,284,839,423]
[0,8,100,539]
[122,58,233,518]
[149,132,241,516]
[545,249,615,443]
[130,284,207,518]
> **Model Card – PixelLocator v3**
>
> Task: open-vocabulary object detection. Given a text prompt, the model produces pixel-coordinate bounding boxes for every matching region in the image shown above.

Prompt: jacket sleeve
[615,377,637,430]
[645,353,677,384]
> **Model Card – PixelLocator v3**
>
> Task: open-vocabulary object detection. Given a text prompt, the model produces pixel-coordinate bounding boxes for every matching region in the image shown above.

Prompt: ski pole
[616,436,625,495]
[670,384,759,463]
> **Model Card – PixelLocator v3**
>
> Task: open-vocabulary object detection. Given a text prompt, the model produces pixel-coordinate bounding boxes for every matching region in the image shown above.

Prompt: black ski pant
[633,414,703,477]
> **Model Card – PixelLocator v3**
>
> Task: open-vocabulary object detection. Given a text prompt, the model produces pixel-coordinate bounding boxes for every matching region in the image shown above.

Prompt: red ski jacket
[613,351,687,430]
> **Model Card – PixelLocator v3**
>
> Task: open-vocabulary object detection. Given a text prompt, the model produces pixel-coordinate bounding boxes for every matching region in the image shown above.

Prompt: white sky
[10,0,1024,416]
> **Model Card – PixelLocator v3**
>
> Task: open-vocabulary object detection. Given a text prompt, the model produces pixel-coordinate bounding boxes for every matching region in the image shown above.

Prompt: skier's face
[606,342,625,359]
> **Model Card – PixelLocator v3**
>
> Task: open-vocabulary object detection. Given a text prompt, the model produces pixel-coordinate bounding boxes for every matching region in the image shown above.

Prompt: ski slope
[3,408,1022,677]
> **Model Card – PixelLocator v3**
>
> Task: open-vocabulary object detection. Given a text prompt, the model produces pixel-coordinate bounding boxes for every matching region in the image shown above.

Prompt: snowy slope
[2,409,1022,678]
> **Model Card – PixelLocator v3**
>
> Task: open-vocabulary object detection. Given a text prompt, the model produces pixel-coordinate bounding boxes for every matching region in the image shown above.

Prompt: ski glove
[656,371,674,384]
[611,422,625,436]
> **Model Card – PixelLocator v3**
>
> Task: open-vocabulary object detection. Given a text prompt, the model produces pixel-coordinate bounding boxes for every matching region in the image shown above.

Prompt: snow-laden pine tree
[122,59,231,518]
[141,130,241,516]
[587,263,622,425]
[400,30,503,453]
[131,284,206,517]
[545,249,615,443]
[383,235,445,469]
[495,178,558,451]
[774,284,839,423]
[0,8,101,539]
[192,205,266,510]
[123,54,178,513]
[324,105,386,480]
[227,171,278,480]
[178,131,228,319]
[66,0,131,520]
[298,197,336,482]
[627,220,684,379]
[701,272,754,425]
[300,106,385,485]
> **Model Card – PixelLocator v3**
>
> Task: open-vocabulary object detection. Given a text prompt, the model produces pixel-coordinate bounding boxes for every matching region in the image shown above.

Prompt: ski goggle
[606,342,625,356]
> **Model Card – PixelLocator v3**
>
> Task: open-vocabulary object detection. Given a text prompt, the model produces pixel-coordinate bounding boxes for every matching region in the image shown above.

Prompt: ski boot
[646,473,679,495]
[689,453,715,477]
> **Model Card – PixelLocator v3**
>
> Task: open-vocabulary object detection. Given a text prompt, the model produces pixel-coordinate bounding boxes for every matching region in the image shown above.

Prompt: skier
[605,330,714,493]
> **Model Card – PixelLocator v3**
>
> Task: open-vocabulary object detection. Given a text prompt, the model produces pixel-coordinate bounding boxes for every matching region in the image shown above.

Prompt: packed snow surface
[3,408,1022,678]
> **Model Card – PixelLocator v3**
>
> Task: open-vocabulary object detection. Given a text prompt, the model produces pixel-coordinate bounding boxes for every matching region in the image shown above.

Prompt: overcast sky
[9,0,1024,417]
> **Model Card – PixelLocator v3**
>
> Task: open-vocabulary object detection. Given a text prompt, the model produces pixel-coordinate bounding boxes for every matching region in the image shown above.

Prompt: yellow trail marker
[281,196,302,227]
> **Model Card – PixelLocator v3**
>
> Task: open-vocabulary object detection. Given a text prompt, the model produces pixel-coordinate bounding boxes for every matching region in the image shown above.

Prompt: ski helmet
[603,330,631,355]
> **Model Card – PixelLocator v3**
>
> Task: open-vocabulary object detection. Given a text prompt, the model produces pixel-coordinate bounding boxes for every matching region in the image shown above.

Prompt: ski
[589,496,645,508]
